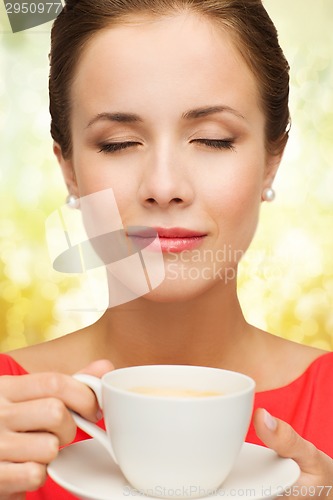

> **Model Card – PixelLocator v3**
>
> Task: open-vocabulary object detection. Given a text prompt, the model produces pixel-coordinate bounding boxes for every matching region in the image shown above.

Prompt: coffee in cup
[129,386,224,397]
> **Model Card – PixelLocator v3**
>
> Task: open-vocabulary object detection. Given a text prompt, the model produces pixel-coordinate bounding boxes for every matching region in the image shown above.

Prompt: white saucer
[48,439,300,500]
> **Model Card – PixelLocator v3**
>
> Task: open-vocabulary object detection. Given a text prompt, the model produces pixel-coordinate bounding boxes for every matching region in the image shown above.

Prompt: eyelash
[98,138,235,154]
[191,139,235,151]
[98,142,140,153]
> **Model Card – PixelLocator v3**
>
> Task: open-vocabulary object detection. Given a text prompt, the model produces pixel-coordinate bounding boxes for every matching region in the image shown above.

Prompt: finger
[75,359,115,415]
[0,399,77,446]
[1,494,26,500]
[0,432,59,464]
[76,359,115,377]
[253,408,331,475]
[0,373,100,422]
[0,462,46,494]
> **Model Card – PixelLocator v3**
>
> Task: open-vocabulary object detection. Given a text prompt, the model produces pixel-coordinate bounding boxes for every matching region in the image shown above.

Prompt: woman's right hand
[0,359,113,499]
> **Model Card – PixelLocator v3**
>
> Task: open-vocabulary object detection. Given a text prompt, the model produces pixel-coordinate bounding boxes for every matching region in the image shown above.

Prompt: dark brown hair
[49,0,290,159]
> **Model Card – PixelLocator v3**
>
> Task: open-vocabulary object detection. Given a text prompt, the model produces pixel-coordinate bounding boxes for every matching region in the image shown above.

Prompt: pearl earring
[262,187,276,202]
[66,194,80,209]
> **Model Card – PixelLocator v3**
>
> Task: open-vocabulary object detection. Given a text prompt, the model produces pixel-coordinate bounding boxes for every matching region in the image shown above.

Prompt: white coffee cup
[73,365,255,499]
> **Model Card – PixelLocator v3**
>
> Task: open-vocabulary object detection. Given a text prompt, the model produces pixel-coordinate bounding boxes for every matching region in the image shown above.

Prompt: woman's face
[57,12,279,301]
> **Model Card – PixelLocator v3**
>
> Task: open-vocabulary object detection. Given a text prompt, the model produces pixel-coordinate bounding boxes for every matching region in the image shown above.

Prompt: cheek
[205,161,264,246]
[72,156,137,208]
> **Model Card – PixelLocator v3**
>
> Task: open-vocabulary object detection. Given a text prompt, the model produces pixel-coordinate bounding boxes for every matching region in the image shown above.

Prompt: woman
[0,0,332,497]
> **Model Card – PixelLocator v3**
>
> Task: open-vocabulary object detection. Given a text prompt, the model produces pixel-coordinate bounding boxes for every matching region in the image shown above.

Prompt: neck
[94,278,255,370]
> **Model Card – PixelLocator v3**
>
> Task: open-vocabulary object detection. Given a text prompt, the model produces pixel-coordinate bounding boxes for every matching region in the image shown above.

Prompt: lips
[127,227,207,253]
[154,227,206,239]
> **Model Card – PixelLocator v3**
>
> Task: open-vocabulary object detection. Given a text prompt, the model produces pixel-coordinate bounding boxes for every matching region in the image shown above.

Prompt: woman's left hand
[253,408,333,498]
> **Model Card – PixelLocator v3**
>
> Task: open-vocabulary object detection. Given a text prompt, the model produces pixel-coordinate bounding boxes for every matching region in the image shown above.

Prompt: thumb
[253,408,323,475]
[74,360,115,420]
[75,359,115,378]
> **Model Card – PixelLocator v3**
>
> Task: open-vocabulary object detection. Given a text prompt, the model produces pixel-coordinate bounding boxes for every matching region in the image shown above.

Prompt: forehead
[71,12,262,125]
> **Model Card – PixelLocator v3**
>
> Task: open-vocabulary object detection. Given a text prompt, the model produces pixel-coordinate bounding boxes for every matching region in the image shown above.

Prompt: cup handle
[71,373,118,464]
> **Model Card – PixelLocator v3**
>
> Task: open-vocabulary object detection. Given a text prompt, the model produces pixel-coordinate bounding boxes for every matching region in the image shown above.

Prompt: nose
[137,148,194,209]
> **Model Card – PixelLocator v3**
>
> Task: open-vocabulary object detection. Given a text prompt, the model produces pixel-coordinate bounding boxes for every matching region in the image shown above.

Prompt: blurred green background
[0,1,332,352]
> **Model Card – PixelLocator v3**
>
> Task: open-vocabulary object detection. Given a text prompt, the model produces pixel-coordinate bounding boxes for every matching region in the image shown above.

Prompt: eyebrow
[87,112,143,128]
[86,105,246,128]
[182,105,246,121]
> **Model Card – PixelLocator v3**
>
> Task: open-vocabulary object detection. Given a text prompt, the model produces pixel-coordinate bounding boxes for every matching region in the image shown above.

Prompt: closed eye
[191,139,235,151]
[98,141,141,154]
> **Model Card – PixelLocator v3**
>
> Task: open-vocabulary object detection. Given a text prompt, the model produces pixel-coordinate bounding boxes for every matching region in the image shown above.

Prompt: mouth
[126,227,207,253]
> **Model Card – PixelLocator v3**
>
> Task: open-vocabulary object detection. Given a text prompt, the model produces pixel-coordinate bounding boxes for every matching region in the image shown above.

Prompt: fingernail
[263,409,277,431]
[96,409,103,421]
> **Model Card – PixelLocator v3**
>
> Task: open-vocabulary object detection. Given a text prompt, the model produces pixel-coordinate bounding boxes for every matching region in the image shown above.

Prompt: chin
[142,286,204,304]
[141,272,223,304]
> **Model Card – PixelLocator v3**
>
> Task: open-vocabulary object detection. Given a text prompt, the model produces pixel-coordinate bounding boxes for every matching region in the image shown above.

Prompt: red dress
[0,352,332,499]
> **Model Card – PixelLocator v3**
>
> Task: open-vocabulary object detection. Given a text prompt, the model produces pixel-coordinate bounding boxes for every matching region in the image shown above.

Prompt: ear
[53,141,79,198]
[263,150,284,191]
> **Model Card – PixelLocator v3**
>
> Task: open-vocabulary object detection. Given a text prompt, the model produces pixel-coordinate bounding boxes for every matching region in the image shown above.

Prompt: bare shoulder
[8,327,94,374]
[269,333,327,359]
[256,329,328,391]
